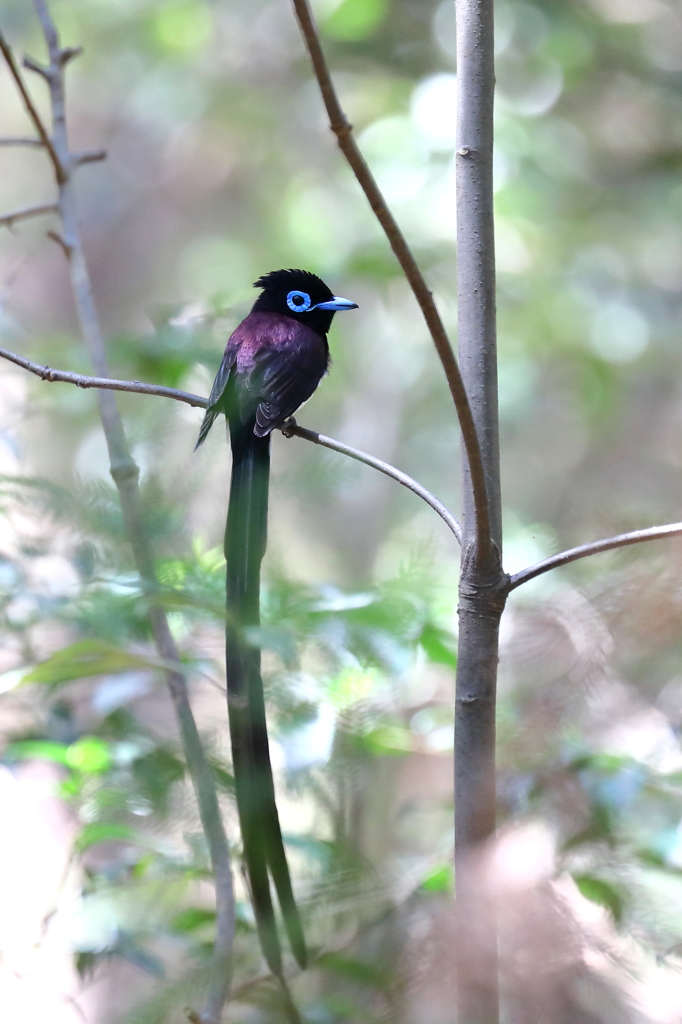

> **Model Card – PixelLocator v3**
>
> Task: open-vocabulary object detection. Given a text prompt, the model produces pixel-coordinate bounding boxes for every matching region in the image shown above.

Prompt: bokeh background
[2,0,682,1020]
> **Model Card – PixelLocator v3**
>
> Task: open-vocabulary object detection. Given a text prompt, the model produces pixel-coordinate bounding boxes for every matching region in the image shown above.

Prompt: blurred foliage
[1,0,682,1019]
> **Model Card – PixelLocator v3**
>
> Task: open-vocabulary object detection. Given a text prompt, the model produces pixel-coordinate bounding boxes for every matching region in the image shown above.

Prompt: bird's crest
[253,268,332,297]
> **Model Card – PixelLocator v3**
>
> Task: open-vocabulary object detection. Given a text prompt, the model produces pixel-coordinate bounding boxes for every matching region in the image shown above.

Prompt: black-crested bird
[195,269,357,974]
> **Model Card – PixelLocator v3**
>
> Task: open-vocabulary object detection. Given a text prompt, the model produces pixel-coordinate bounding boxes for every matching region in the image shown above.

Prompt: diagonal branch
[289,0,489,559]
[0,344,462,543]
[0,202,59,228]
[509,522,682,590]
[0,30,65,182]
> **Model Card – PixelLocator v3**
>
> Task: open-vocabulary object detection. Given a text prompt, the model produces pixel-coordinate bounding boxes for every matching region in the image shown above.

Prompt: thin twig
[74,148,106,165]
[289,0,490,560]
[0,345,208,406]
[0,30,65,182]
[0,136,44,147]
[23,4,235,1019]
[509,522,682,590]
[0,203,59,228]
[0,344,461,543]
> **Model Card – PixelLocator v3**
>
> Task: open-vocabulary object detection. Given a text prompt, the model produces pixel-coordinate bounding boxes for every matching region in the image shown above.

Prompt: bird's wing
[193,334,241,450]
[206,340,239,409]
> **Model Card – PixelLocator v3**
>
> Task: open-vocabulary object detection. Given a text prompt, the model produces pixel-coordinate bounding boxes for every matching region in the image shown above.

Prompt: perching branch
[289,0,490,560]
[0,344,462,543]
[0,202,59,228]
[3,7,234,1020]
[509,522,682,590]
[0,344,208,405]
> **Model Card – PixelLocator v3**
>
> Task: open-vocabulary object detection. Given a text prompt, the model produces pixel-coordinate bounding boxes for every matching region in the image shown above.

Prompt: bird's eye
[286,290,312,312]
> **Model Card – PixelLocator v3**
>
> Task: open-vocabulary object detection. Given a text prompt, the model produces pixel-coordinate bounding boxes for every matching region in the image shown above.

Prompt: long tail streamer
[224,418,307,974]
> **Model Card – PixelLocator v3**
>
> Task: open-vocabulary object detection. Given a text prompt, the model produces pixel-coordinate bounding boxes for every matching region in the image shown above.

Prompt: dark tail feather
[225,419,307,973]
[265,806,308,968]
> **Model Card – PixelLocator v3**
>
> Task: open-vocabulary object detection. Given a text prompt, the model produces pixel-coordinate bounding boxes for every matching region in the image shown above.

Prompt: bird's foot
[281,416,298,438]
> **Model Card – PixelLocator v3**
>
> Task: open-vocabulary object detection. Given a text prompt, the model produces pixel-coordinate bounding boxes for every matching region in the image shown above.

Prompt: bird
[195,269,357,975]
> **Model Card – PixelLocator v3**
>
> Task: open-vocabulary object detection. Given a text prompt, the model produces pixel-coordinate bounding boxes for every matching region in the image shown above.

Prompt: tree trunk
[454,0,509,1019]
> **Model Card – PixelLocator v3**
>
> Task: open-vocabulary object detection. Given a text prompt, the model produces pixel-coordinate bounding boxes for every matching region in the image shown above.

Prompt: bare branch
[509,522,682,590]
[46,228,71,256]
[0,345,461,543]
[0,31,65,183]
[284,420,462,544]
[0,203,59,228]
[74,148,106,165]
[0,345,208,407]
[289,0,490,560]
[0,136,44,147]
[22,54,50,79]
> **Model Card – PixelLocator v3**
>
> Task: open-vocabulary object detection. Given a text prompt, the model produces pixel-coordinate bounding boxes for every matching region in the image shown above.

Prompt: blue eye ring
[286,289,312,312]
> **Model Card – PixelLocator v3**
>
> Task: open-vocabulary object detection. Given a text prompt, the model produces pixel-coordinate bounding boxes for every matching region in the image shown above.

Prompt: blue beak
[315,295,358,311]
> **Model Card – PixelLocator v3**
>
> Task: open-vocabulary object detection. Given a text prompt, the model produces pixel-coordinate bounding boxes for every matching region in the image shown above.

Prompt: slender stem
[0,136,44,147]
[0,30,65,182]
[0,202,59,228]
[9,5,236,1018]
[0,343,461,543]
[510,522,682,590]
[289,0,491,560]
[454,0,505,1018]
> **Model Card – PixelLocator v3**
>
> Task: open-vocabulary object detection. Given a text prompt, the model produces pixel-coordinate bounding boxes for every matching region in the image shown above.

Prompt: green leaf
[210,761,234,794]
[318,952,388,988]
[132,747,185,813]
[362,725,412,755]
[65,737,112,774]
[5,739,69,764]
[636,848,682,875]
[170,907,216,933]
[22,639,176,688]
[573,874,623,923]
[74,822,138,852]
[323,0,388,41]
[421,863,454,893]
[419,624,458,670]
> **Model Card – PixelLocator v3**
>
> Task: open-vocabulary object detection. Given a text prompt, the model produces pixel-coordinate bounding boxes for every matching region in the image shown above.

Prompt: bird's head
[251,268,357,336]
